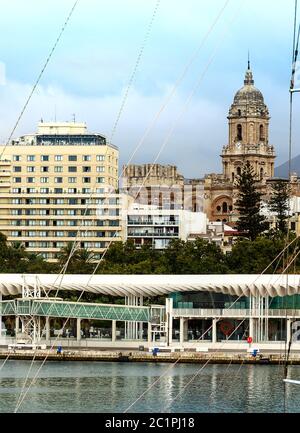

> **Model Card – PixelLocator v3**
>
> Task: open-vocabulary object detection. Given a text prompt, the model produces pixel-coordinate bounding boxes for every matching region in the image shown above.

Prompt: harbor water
[0,361,300,413]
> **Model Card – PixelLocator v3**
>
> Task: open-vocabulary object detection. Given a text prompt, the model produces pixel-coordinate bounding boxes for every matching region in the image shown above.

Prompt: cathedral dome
[233,68,265,105]
[229,63,269,117]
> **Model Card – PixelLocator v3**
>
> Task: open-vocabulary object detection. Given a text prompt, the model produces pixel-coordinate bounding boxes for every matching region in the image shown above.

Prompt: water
[0,361,300,413]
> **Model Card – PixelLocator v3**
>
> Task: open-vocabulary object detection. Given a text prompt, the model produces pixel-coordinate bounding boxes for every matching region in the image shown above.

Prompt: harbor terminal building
[1,273,300,350]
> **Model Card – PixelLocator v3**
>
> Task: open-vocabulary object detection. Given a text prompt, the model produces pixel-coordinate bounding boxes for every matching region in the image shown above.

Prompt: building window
[83,155,91,161]
[27,166,35,172]
[41,155,49,161]
[237,124,242,141]
[260,167,264,180]
[27,188,36,193]
[96,177,105,183]
[68,198,77,205]
[82,177,91,183]
[222,202,228,213]
[68,166,77,172]
[55,166,63,172]
[96,155,105,161]
[55,177,63,183]
[13,155,21,161]
[13,166,22,172]
[68,188,77,194]
[41,166,49,172]
[82,188,91,194]
[40,177,49,183]
[13,177,22,183]
[27,177,35,183]
[12,198,22,204]
[55,155,63,161]
[96,166,105,172]
[54,188,63,194]
[82,166,91,172]
[237,166,241,176]
[12,188,21,193]
[40,188,49,193]
[68,177,77,183]
[69,155,77,161]
[27,155,35,161]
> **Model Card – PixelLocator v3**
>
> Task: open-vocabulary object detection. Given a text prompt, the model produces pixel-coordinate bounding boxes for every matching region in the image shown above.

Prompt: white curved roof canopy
[0,274,300,298]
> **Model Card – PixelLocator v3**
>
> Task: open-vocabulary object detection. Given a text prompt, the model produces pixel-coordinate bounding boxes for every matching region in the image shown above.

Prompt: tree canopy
[235,161,268,240]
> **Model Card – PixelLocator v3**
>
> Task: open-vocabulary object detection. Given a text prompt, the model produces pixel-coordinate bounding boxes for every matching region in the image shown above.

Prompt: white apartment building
[122,196,208,249]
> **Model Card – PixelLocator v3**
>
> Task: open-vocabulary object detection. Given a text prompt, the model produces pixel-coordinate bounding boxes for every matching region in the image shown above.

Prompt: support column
[249,317,254,342]
[148,321,152,343]
[15,316,20,338]
[166,298,173,346]
[212,318,217,343]
[46,316,50,341]
[112,320,116,343]
[76,318,81,342]
[180,317,185,345]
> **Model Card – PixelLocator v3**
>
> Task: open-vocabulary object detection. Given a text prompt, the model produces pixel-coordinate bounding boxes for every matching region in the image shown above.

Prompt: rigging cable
[284,0,299,395]
[51,0,231,284]
[13,2,233,411]
[0,0,80,161]
[122,231,300,412]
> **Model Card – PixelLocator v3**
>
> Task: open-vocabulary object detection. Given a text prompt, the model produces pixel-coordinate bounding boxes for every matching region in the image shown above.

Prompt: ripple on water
[0,361,300,413]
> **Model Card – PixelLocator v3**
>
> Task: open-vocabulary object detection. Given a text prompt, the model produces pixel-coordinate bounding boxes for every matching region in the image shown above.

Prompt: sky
[0,0,299,178]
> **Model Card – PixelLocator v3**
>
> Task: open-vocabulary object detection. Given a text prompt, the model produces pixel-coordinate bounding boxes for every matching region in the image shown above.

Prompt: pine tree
[268,179,290,234]
[235,161,268,240]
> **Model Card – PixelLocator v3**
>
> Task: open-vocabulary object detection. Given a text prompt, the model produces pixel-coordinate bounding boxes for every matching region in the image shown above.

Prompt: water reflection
[0,361,300,413]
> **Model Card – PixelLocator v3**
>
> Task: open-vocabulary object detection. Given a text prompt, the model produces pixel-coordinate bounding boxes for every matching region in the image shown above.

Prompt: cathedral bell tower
[221,62,276,183]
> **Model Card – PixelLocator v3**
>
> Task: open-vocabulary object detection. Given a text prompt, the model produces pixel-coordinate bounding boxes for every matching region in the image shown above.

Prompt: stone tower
[221,62,276,183]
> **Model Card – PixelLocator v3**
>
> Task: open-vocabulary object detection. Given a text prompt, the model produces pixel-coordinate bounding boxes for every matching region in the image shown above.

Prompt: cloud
[0,78,226,177]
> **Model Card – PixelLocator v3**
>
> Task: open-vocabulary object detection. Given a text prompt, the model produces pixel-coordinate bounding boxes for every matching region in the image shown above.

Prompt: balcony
[173,308,300,319]
[128,232,178,238]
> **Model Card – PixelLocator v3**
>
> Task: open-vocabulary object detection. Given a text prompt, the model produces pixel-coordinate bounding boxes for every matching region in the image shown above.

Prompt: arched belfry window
[237,124,242,141]
[237,166,241,176]
[222,202,228,213]
[260,167,264,180]
[260,124,264,141]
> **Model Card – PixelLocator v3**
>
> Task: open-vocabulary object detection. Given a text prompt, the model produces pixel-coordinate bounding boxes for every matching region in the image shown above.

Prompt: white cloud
[0,78,226,177]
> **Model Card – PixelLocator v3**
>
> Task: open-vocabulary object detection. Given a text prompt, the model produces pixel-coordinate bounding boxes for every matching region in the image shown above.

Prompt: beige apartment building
[0,121,122,261]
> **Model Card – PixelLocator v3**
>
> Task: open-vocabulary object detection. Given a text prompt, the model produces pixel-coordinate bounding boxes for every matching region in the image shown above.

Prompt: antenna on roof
[248,50,250,70]
[72,113,76,123]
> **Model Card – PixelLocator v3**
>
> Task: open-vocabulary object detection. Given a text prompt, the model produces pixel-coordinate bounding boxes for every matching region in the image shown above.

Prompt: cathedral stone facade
[202,63,276,222]
[123,64,279,225]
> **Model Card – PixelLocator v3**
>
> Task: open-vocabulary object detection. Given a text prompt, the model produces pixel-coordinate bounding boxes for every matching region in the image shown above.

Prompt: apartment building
[0,122,122,261]
[122,196,207,249]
